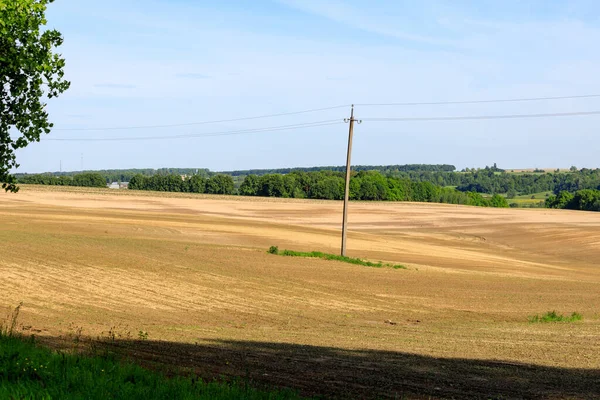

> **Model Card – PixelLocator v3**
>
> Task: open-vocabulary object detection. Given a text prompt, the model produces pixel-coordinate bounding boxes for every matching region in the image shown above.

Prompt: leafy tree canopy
[1,0,70,192]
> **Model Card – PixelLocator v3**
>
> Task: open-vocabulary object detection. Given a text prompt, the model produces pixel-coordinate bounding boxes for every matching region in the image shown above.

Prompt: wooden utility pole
[341,105,360,256]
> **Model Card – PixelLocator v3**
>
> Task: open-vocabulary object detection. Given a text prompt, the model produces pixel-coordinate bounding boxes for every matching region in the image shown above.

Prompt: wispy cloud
[175,73,212,80]
[94,83,137,89]
[276,0,460,48]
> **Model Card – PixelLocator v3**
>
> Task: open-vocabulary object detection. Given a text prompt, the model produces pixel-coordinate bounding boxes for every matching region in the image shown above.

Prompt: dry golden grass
[2,185,600,398]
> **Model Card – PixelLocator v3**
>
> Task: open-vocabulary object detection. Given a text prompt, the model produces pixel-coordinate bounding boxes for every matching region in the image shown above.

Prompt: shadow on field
[41,336,600,399]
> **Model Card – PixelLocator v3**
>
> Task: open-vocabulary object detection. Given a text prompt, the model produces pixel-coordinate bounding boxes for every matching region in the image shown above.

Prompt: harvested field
[1,185,600,398]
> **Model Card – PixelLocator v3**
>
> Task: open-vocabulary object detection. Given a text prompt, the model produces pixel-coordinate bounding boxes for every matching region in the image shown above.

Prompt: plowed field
[1,185,599,398]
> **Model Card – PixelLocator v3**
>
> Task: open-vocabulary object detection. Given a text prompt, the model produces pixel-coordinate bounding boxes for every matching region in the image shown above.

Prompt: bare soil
[2,185,600,399]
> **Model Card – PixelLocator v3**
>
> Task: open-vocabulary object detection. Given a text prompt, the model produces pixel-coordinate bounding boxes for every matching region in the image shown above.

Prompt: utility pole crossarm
[341,104,361,257]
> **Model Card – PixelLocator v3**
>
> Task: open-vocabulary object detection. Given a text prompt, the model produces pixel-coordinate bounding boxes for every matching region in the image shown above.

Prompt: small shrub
[528,311,583,323]
[570,312,583,322]
[271,248,406,270]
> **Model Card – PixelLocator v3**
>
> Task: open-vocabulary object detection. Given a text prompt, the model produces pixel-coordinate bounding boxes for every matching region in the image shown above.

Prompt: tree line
[16,165,600,209]
[237,171,509,207]
[223,165,600,196]
[388,168,600,195]
[15,168,212,184]
[124,170,509,208]
[453,168,600,195]
[222,164,456,176]
[15,164,455,181]
[18,173,106,188]
[128,174,235,194]
[16,165,600,197]
[546,190,600,212]
[19,169,600,212]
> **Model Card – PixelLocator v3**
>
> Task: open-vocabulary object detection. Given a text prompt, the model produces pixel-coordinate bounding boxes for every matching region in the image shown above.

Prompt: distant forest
[14,164,600,211]
[18,173,107,188]
[14,165,455,182]
[128,170,510,208]
[220,164,457,176]
[15,168,212,183]
[129,174,235,195]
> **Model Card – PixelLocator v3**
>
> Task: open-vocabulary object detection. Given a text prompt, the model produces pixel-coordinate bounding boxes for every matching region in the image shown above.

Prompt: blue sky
[16,0,600,172]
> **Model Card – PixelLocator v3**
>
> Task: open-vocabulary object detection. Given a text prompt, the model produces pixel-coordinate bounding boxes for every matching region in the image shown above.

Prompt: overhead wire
[355,94,600,107]
[46,109,600,142]
[45,120,345,142]
[51,94,600,132]
[362,110,600,122]
[53,105,350,131]
[45,94,600,141]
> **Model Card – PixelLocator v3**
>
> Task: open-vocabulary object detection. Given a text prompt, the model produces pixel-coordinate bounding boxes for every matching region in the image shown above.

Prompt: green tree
[128,174,146,190]
[282,174,298,198]
[546,191,575,209]
[358,173,389,200]
[348,176,362,200]
[165,174,184,192]
[387,178,411,201]
[411,181,439,202]
[1,0,70,192]
[466,192,490,207]
[206,174,234,195]
[437,187,469,205]
[490,194,509,208]
[569,189,600,211]
[289,171,313,197]
[187,175,206,193]
[239,174,260,196]
[311,176,344,200]
[71,173,106,188]
[291,187,306,198]
[257,174,285,197]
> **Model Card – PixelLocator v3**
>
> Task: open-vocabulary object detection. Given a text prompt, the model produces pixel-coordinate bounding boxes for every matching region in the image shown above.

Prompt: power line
[47,94,600,134]
[355,94,600,107]
[44,109,600,141]
[49,94,600,132]
[362,110,600,122]
[53,105,349,131]
[45,120,344,142]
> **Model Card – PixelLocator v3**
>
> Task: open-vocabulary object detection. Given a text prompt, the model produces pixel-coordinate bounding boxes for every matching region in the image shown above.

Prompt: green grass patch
[0,333,306,400]
[504,191,553,208]
[507,191,551,202]
[528,311,583,323]
[268,247,406,269]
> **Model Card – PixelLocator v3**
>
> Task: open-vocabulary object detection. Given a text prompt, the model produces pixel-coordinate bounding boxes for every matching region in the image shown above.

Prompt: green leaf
[0,0,69,192]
